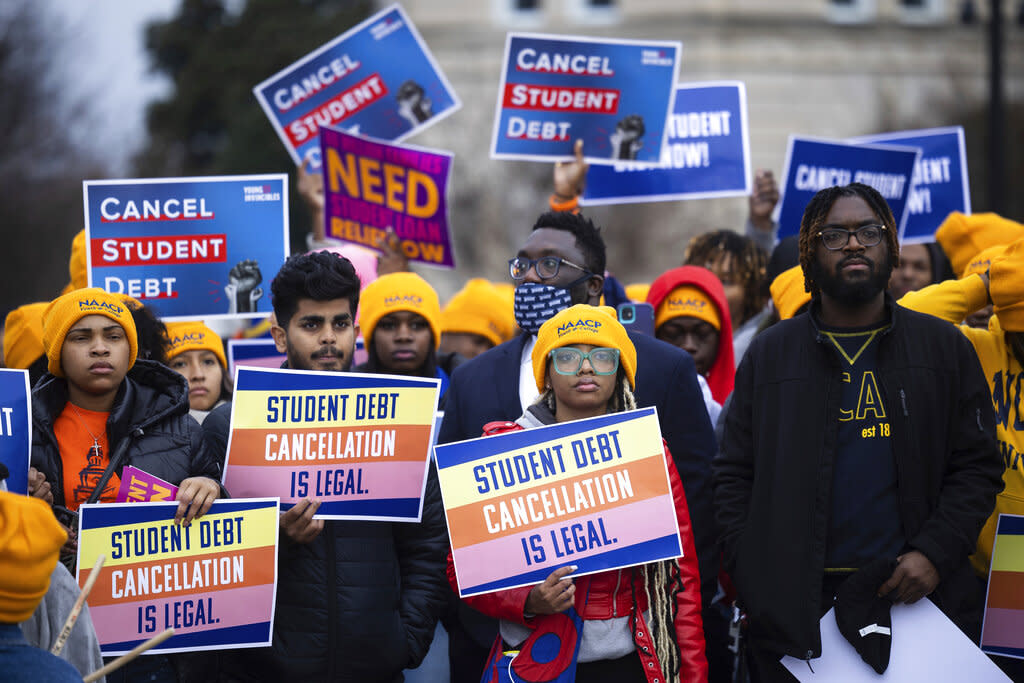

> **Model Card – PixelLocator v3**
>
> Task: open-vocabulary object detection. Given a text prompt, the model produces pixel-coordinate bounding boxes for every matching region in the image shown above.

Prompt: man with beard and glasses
[439,211,717,683]
[713,184,1003,681]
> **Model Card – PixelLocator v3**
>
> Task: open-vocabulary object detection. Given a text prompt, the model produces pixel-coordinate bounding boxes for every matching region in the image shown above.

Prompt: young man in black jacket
[714,184,1003,680]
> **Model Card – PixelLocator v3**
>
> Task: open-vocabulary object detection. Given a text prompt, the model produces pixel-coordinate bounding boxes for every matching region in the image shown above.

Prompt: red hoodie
[646,265,735,403]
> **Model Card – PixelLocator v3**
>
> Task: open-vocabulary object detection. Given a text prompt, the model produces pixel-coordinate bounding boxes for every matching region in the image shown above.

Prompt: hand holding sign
[279,497,324,544]
[525,565,578,615]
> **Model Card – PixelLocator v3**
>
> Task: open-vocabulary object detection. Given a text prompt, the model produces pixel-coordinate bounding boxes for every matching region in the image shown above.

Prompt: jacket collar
[808,292,900,343]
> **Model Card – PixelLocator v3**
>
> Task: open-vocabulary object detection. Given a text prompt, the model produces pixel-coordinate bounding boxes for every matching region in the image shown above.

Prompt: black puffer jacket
[31,359,220,504]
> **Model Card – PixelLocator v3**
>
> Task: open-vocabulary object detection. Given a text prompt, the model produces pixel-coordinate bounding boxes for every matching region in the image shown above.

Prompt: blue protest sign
[582,82,750,205]
[491,33,681,165]
[775,136,920,240]
[84,175,289,320]
[253,4,460,168]
[0,369,31,495]
[850,127,970,244]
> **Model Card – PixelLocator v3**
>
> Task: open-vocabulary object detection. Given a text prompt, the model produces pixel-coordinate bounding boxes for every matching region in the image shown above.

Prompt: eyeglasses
[549,347,620,376]
[816,225,887,251]
[509,256,591,281]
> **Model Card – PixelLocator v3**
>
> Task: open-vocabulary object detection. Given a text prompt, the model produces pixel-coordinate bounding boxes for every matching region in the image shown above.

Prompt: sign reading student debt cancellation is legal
[0,369,31,495]
[83,176,289,320]
[582,81,751,205]
[491,34,681,165]
[253,4,460,168]
[320,126,454,268]
[77,498,279,655]
[222,367,441,521]
[775,136,920,240]
[436,407,683,597]
[982,514,1024,660]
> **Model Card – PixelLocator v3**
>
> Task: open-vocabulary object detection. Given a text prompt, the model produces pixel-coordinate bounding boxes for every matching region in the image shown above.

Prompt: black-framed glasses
[816,225,887,251]
[509,256,591,281]
[549,347,620,375]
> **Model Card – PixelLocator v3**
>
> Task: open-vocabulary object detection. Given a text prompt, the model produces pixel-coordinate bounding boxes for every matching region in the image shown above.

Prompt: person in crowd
[714,184,1003,681]
[439,278,516,361]
[118,297,171,366]
[886,242,953,300]
[213,251,448,682]
[450,304,707,682]
[62,230,88,295]
[3,301,49,385]
[439,210,717,683]
[164,321,231,424]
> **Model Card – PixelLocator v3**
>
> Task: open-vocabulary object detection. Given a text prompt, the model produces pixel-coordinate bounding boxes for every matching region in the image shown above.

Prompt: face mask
[514,282,574,334]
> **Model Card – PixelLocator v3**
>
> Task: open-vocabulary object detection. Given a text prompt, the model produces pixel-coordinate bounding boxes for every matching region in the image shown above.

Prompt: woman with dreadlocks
[447,304,707,683]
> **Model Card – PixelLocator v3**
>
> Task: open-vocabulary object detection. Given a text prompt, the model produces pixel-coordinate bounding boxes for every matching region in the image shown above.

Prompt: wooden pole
[51,554,105,655]
[82,628,175,683]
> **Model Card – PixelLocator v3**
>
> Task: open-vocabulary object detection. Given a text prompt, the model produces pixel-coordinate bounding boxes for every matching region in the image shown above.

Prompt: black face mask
[513,282,575,334]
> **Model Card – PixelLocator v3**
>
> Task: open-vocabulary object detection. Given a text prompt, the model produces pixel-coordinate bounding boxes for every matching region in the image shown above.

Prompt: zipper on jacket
[613,569,622,617]
[899,388,909,417]
[977,408,984,432]
[326,529,338,679]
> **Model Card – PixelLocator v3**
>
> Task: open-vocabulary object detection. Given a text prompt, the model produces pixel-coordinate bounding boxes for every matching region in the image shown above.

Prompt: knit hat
[68,229,88,291]
[165,321,227,369]
[960,243,1008,280]
[441,279,515,347]
[834,557,897,674]
[990,238,1024,332]
[936,212,1024,277]
[625,283,651,303]
[654,285,721,331]
[0,491,67,623]
[42,287,139,377]
[3,302,48,370]
[771,265,813,321]
[533,305,636,392]
[359,272,442,349]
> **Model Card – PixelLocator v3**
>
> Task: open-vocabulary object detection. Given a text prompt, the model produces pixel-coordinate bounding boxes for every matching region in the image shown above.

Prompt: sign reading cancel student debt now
[775,136,920,240]
[83,176,289,320]
[582,81,750,205]
[222,367,441,521]
[436,407,683,597]
[253,4,460,168]
[320,126,454,268]
[0,369,31,495]
[77,498,279,655]
[491,33,681,165]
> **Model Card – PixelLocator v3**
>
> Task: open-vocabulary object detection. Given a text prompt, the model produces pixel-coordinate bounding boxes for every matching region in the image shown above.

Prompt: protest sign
[850,127,971,244]
[582,81,751,205]
[76,498,279,655]
[222,367,440,521]
[320,126,455,268]
[775,136,920,240]
[83,175,289,320]
[491,33,681,165]
[115,466,179,504]
[982,514,1024,660]
[0,369,31,495]
[253,4,460,168]
[436,407,683,597]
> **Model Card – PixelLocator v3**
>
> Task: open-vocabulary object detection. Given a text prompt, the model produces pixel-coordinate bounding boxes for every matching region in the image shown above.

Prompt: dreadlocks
[684,230,768,326]
[797,183,900,297]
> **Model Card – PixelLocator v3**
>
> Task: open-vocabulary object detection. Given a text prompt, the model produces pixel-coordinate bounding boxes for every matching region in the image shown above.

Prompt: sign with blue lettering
[849,127,970,244]
[0,369,31,495]
[582,82,750,205]
[775,136,921,241]
[84,175,289,321]
[491,33,681,165]
[253,4,461,168]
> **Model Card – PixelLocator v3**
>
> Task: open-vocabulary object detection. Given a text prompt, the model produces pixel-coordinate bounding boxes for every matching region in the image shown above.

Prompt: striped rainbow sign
[436,407,683,597]
[222,367,441,521]
[77,498,279,655]
[982,514,1024,660]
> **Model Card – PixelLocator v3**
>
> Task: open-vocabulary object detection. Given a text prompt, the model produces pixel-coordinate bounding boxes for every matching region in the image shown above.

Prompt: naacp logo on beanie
[556,318,601,337]
[514,282,573,334]
[77,299,125,316]
[384,294,424,308]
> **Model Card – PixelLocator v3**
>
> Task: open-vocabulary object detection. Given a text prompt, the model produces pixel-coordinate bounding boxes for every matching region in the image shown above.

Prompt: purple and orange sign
[115,466,179,503]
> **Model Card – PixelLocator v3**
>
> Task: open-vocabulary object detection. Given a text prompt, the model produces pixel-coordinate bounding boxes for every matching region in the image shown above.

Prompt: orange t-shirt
[54,403,121,510]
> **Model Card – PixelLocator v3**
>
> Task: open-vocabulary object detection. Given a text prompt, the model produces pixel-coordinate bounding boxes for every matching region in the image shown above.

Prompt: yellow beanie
[960,244,1009,280]
[359,272,442,349]
[771,265,813,321]
[3,302,48,370]
[42,288,139,377]
[990,238,1024,332]
[0,492,66,623]
[440,279,513,347]
[68,229,88,291]
[625,283,651,303]
[165,321,227,369]
[654,286,721,331]
[936,212,1024,277]
[533,305,636,392]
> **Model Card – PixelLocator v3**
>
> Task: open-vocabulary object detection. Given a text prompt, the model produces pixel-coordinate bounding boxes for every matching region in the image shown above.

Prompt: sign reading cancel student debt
[582,81,750,205]
[0,369,31,495]
[775,136,920,240]
[491,33,681,165]
[253,4,460,168]
[83,176,289,320]
[222,367,441,521]
[76,498,279,655]
[320,125,454,268]
[436,407,683,597]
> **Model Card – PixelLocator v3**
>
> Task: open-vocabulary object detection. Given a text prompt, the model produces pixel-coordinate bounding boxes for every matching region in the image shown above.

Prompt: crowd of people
[0,142,1022,683]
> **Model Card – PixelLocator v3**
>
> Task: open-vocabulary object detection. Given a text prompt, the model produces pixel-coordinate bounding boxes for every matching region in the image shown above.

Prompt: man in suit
[440,210,718,683]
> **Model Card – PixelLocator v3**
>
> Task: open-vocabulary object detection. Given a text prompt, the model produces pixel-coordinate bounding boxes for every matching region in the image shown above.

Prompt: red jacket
[446,420,708,683]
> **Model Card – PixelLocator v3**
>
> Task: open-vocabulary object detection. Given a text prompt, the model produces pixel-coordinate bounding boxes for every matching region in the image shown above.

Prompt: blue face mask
[514,282,574,334]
